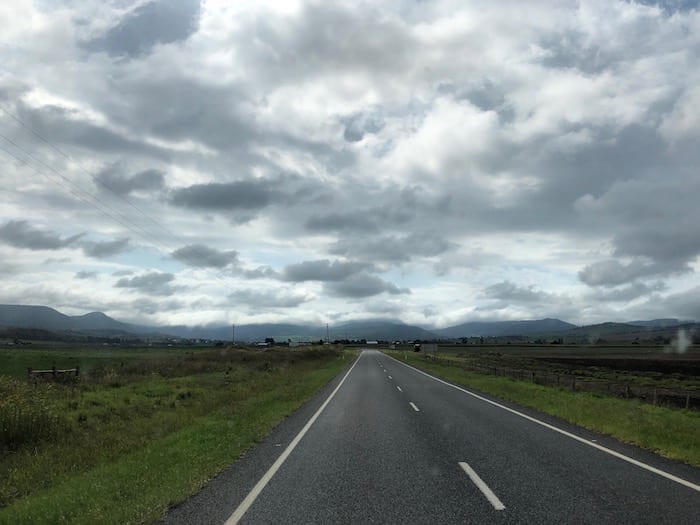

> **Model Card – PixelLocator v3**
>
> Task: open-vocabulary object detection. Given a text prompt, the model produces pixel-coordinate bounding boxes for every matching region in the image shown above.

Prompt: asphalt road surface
[163,349,700,524]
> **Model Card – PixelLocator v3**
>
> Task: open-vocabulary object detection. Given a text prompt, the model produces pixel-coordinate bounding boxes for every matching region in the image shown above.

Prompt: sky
[1,0,699,329]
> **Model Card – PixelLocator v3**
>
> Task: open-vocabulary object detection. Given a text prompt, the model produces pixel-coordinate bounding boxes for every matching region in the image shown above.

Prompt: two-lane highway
[164,350,700,524]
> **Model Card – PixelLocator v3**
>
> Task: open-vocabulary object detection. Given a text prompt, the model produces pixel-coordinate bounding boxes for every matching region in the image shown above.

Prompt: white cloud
[0,0,698,326]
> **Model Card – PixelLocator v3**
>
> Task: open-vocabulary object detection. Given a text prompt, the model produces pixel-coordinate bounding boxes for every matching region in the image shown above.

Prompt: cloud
[115,272,177,296]
[305,211,378,233]
[324,273,409,298]
[281,259,373,282]
[482,281,551,304]
[241,266,280,280]
[81,238,131,258]
[2,0,699,326]
[75,271,97,280]
[578,259,688,287]
[169,181,275,212]
[82,0,202,58]
[228,288,313,309]
[0,221,83,250]
[592,281,667,302]
[172,244,239,268]
[330,232,453,264]
[94,166,165,196]
[342,113,384,143]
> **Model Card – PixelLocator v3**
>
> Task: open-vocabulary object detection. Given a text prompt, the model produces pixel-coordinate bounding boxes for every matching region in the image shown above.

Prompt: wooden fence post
[653,389,657,406]
[571,377,576,392]
[686,395,691,410]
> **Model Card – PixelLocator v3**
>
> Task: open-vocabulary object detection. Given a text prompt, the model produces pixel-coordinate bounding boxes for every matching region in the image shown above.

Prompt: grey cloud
[330,232,453,264]
[579,258,688,287]
[305,212,378,233]
[236,3,416,82]
[81,238,131,258]
[131,297,185,315]
[172,244,239,268]
[0,221,83,250]
[324,274,409,298]
[82,0,201,58]
[170,181,274,212]
[281,259,374,282]
[342,113,384,143]
[95,166,165,196]
[593,281,667,302]
[14,101,170,159]
[482,281,549,303]
[241,266,280,279]
[228,289,312,309]
[115,271,177,295]
[75,271,98,280]
[304,203,413,235]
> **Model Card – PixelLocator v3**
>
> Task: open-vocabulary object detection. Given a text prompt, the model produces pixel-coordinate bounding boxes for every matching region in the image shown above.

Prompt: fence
[28,366,80,381]
[426,356,699,411]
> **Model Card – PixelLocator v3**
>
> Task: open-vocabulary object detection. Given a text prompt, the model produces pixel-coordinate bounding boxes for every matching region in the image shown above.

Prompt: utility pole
[326,323,330,344]
[232,323,235,345]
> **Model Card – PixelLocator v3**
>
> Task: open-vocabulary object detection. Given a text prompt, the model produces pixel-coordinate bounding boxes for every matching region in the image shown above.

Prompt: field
[386,345,700,466]
[409,344,700,407]
[0,344,351,524]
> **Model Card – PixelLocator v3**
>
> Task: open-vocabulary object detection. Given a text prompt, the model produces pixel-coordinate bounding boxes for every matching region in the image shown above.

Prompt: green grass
[0,346,213,380]
[388,351,700,467]
[0,346,351,524]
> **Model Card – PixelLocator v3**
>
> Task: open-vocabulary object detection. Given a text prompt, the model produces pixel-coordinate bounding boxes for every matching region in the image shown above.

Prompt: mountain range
[0,304,693,343]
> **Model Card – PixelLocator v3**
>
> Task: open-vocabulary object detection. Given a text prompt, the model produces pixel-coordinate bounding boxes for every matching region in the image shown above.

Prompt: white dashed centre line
[397,386,403,392]
[409,402,420,412]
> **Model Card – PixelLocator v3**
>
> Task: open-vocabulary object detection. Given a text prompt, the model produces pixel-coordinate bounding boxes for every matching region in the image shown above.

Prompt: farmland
[417,343,700,401]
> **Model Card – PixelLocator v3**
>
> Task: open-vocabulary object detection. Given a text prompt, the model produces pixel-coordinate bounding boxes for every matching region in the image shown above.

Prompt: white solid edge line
[410,401,420,412]
[387,354,700,493]
[224,353,363,524]
[459,462,506,511]
[397,386,403,392]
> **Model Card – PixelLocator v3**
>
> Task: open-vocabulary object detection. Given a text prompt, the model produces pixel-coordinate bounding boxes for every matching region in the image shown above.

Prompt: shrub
[0,376,68,451]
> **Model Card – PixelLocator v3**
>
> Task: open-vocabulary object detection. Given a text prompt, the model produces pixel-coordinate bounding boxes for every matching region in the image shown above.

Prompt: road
[163,349,700,524]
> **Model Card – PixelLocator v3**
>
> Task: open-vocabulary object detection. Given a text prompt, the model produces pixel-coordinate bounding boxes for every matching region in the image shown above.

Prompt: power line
[0,140,172,253]
[0,100,244,297]
[0,129,168,251]
[0,103,180,243]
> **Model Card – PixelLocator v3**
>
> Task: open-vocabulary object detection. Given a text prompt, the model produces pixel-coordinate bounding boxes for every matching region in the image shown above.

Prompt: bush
[0,376,68,451]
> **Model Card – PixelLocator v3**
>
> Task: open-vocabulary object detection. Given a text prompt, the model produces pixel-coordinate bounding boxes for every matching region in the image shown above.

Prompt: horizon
[2,303,696,331]
[2,1,699,327]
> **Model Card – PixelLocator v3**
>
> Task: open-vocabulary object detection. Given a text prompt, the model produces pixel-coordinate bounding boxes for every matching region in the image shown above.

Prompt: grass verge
[387,351,700,467]
[0,347,352,524]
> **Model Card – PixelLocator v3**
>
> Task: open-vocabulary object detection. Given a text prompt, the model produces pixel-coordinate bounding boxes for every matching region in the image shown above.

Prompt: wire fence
[424,355,700,411]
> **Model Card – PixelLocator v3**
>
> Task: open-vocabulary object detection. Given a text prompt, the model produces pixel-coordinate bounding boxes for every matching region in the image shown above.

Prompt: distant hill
[0,304,141,334]
[331,320,437,341]
[163,323,324,342]
[0,305,440,343]
[1,304,695,344]
[565,321,699,343]
[628,319,686,328]
[434,318,576,338]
